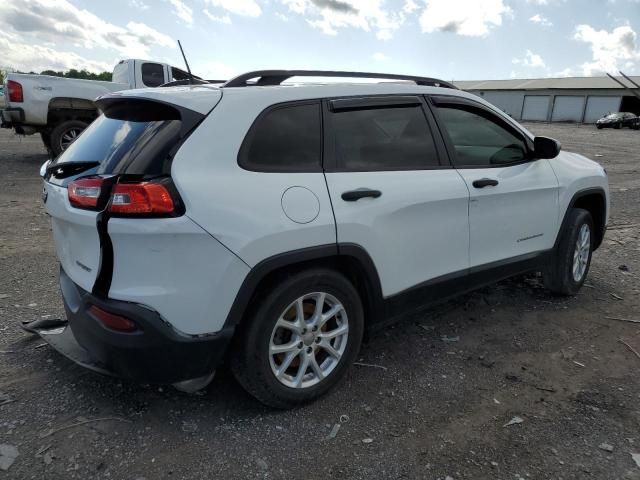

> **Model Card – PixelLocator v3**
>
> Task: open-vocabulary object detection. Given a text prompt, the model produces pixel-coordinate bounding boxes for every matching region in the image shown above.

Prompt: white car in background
[35,70,609,408]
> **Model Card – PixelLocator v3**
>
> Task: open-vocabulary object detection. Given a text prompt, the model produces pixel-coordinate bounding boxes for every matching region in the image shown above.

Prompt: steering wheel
[490,143,526,164]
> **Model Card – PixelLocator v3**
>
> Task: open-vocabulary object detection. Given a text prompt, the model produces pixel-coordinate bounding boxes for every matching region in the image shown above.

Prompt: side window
[141,63,165,87]
[436,106,529,167]
[240,103,321,172]
[330,106,440,171]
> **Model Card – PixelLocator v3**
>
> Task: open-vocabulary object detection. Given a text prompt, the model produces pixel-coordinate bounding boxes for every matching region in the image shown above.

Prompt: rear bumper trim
[50,267,235,384]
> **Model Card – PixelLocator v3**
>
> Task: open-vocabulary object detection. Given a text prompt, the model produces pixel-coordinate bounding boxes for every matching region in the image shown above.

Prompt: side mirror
[533,136,561,159]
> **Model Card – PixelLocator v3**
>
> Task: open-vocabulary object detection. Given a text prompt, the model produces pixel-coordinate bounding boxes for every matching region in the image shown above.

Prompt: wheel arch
[224,244,384,331]
[47,97,99,126]
[557,188,607,250]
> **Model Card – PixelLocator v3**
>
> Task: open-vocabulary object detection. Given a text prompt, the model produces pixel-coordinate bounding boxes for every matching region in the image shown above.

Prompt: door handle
[341,189,382,202]
[472,178,499,189]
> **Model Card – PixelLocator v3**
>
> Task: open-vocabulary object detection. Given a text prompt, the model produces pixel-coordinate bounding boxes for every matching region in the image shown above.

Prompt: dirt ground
[1,123,639,480]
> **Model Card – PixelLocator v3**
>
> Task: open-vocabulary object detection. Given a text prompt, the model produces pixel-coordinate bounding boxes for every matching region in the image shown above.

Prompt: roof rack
[221,70,458,90]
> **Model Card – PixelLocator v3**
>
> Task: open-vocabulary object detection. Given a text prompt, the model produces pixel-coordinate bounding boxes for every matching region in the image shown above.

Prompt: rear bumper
[40,267,235,384]
[0,107,25,127]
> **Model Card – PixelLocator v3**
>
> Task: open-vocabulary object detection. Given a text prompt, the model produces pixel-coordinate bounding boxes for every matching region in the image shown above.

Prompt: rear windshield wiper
[47,161,100,179]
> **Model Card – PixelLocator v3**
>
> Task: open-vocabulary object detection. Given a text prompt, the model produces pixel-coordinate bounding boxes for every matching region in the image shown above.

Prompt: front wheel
[544,208,594,296]
[231,269,364,408]
[50,120,88,157]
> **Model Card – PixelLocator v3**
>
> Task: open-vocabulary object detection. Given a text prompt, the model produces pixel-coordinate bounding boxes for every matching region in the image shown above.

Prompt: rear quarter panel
[171,89,338,267]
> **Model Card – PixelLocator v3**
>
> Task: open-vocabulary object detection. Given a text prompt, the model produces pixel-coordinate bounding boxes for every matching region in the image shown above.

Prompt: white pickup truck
[1,59,200,156]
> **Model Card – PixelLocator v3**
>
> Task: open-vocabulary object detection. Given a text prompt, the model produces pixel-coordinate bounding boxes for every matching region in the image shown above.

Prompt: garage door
[551,96,586,122]
[483,92,524,119]
[522,96,550,121]
[584,96,622,123]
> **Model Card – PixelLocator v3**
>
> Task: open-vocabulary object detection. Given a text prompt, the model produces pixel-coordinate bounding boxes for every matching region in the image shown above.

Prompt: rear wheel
[231,269,364,408]
[544,208,594,296]
[50,120,88,157]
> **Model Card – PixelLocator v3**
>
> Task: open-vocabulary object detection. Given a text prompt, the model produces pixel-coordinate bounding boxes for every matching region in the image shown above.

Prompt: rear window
[48,100,202,184]
[239,102,321,172]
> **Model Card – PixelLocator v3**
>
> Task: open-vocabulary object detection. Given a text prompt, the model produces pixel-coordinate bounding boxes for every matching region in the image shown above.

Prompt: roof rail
[221,70,458,90]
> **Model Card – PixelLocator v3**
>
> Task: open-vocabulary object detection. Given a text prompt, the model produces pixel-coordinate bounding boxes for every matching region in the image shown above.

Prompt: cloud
[192,61,238,80]
[529,14,552,27]
[169,0,193,25]
[372,52,389,61]
[129,0,149,9]
[0,0,174,61]
[205,0,262,17]
[512,50,546,68]
[418,0,512,37]
[574,24,639,75]
[281,0,409,40]
[203,9,232,23]
[311,0,358,14]
[0,37,112,73]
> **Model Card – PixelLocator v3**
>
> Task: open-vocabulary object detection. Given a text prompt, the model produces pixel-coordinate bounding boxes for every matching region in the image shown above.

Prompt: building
[455,76,640,123]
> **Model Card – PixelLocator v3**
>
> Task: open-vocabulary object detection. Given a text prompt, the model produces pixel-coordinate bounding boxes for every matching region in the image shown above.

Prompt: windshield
[605,113,622,119]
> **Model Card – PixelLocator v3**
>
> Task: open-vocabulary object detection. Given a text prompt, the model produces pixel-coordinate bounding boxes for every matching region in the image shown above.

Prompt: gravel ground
[1,123,640,480]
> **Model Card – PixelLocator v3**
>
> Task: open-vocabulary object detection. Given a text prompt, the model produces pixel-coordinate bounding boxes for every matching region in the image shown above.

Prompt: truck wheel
[50,120,88,157]
[544,208,594,296]
[231,268,364,408]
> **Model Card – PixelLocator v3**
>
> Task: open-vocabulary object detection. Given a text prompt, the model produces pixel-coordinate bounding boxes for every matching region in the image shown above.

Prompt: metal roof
[454,76,640,91]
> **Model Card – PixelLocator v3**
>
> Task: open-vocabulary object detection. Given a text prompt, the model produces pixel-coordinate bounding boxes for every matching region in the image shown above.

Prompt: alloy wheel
[572,223,591,282]
[269,292,349,389]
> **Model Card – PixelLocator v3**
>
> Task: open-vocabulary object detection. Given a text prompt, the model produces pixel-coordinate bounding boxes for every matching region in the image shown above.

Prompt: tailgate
[43,87,221,295]
[44,182,102,291]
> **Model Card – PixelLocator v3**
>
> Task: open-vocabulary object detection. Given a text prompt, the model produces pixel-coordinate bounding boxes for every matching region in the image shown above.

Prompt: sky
[0,0,639,81]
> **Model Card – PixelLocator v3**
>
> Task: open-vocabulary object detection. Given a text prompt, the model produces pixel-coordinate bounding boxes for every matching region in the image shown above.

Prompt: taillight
[89,305,138,332]
[109,182,175,215]
[7,80,23,103]
[68,176,104,209]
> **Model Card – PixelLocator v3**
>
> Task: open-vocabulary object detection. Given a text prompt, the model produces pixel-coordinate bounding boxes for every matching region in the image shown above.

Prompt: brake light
[68,177,104,209]
[89,305,138,332]
[109,182,175,215]
[7,80,23,103]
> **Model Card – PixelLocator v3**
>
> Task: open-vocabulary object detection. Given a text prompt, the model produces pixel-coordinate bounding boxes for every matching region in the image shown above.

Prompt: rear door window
[239,102,321,172]
[329,104,440,171]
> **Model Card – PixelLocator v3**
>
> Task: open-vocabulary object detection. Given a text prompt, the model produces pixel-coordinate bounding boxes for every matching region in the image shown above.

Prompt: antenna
[177,40,194,85]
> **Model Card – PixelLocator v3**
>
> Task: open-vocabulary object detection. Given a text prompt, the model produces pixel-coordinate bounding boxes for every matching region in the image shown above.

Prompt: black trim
[222,70,458,90]
[554,187,607,251]
[237,99,323,173]
[381,250,552,326]
[223,243,553,331]
[330,96,422,112]
[58,267,234,384]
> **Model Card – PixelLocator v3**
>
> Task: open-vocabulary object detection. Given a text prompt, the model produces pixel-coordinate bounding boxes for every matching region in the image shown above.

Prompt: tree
[0,69,5,85]
[39,69,112,81]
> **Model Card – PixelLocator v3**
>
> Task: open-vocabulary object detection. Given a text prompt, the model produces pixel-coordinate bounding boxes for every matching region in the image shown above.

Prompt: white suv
[37,70,609,408]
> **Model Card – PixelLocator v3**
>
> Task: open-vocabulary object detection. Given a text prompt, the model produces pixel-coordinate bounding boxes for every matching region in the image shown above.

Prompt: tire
[40,132,52,155]
[50,120,88,157]
[544,208,594,296]
[613,122,621,129]
[596,125,603,130]
[231,268,364,408]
